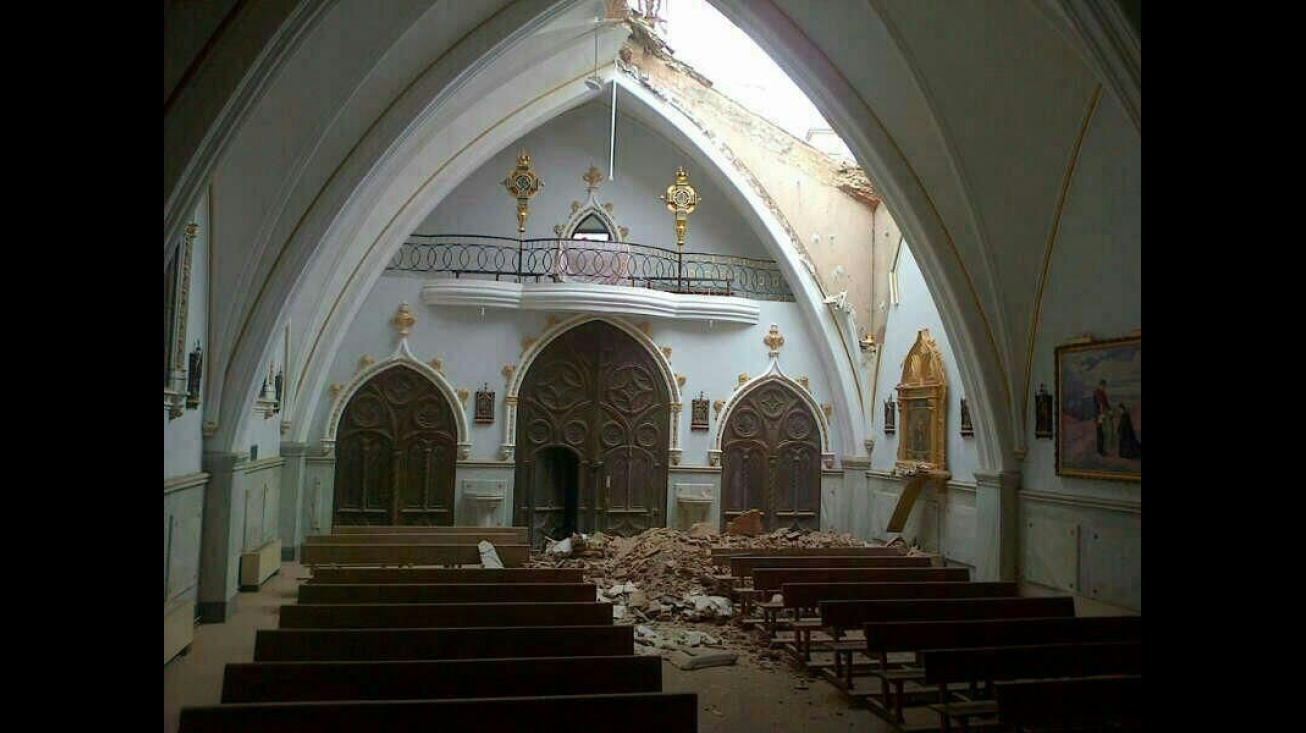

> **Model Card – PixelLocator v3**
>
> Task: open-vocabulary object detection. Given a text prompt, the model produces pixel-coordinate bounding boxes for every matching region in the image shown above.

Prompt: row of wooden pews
[177,526,699,732]
[712,544,1142,732]
[298,525,532,568]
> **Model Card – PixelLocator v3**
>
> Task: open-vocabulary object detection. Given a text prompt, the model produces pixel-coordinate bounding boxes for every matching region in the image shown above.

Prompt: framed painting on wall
[1054,335,1141,481]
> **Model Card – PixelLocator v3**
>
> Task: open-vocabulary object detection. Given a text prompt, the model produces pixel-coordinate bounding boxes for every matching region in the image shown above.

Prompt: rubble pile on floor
[528,523,882,625]
[525,524,898,674]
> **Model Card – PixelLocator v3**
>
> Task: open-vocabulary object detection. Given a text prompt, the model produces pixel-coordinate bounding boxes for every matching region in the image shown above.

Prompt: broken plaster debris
[526,525,903,674]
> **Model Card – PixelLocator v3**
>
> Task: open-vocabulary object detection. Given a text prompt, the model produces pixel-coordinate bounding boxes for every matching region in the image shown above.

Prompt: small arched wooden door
[720,380,822,532]
[333,365,458,526]
[514,320,669,548]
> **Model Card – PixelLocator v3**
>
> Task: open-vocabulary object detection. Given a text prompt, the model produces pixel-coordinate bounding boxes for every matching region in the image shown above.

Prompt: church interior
[164,1,1141,730]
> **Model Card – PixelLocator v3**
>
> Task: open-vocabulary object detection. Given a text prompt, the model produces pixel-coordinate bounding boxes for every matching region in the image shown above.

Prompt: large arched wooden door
[333,366,458,526]
[720,381,822,532]
[514,321,669,548]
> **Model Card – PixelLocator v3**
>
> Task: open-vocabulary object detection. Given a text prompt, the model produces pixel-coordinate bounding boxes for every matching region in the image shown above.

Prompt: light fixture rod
[609,80,617,180]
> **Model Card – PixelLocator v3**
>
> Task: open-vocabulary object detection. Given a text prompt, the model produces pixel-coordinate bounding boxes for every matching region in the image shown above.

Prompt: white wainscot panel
[1021,518,1080,592]
[1081,525,1142,611]
[243,484,266,551]
[942,503,977,567]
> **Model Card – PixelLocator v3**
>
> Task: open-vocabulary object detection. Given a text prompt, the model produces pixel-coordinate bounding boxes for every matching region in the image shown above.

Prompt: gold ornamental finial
[583,165,604,192]
[764,323,785,355]
[392,302,416,337]
[502,150,543,235]
[659,166,700,250]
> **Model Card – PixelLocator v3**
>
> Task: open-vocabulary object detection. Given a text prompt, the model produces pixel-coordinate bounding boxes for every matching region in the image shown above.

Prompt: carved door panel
[515,321,668,547]
[334,431,394,526]
[720,382,822,532]
[333,367,458,526]
[721,439,769,528]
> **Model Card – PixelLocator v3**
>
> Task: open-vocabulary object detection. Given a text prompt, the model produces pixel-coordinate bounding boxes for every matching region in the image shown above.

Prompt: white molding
[421,279,761,324]
[164,472,210,495]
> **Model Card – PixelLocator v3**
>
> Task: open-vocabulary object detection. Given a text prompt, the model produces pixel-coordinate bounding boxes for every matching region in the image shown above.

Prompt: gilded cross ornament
[392,302,415,337]
[502,150,543,235]
[764,323,785,355]
[659,166,700,250]
[583,165,603,192]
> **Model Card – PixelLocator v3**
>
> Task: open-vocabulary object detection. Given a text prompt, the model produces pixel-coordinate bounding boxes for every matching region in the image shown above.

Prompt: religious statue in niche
[883,397,896,434]
[691,392,710,431]
[475,383,495,425]
[1034,383,1054,439]
[186,342,203,409]
[273,367,284,414]
[959,397,974,436]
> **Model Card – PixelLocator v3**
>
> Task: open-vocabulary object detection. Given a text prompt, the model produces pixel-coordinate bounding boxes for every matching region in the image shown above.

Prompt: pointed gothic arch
[509,317,676,547]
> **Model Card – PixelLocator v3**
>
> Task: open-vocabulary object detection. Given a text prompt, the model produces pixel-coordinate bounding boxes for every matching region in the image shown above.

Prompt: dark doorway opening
[536,446,580,541]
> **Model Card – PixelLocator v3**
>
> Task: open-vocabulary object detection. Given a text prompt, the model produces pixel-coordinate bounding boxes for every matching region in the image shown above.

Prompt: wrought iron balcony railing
[386,234,795,302]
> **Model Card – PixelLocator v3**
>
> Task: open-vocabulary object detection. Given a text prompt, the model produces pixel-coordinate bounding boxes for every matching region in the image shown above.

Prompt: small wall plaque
[475,383,495,425]
[690,392,709,431]
[1034,383,1053,439]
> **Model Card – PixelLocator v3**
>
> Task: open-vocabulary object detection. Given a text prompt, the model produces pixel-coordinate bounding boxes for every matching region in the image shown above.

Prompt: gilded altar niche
[895,329,948,474]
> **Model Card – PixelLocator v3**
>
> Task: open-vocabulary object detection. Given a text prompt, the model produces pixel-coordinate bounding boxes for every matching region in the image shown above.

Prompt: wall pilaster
[197,450,247,622]
[278,442,311,560]
[973,468,1020,582]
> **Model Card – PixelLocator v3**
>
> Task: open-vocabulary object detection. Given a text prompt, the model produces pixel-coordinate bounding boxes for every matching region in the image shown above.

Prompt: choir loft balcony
[392,234,796,325]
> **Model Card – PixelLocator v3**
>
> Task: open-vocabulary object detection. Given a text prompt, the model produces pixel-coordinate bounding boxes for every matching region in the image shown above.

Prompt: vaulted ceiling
[164,0,1140,472]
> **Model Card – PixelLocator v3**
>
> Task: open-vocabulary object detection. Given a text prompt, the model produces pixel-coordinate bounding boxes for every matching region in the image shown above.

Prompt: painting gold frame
[1054,335,1141,481]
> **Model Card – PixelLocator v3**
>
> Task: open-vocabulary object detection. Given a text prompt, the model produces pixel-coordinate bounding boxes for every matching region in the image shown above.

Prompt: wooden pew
[279,601,613,629]
[994,674,1143,732]
[330,525,529,541]
[727,554,936,615]
[221,654,661,703]
[753,566,971,597]
[305,531,525,545]
[710,545,905,567]
[298,542,529,568]
[921,641,1143,732]
[254,625,635,662]
[749,566,972,632]
[179,691,699,733]
[806,596,1076,675]
[307,567,583,584]
[774,581,1019,645]
[298,582,597,604]
[730,554,935,578]
[862,615,1143,723]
